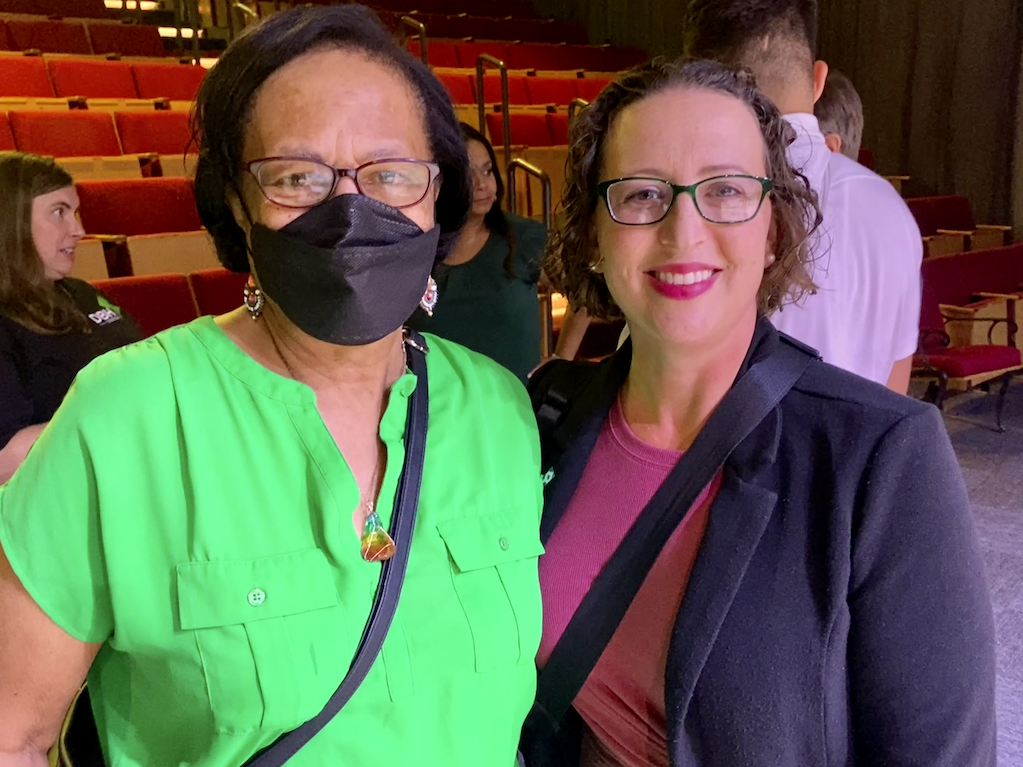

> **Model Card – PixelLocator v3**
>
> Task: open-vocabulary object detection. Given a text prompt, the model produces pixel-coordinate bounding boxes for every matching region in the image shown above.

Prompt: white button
[247,588,266,606]
[499,537,510,551]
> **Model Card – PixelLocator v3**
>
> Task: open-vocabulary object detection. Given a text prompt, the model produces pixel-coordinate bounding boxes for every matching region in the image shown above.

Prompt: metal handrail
[476,54,512,202]
[400,16,428,66]
[506,158,555,358]
[568,97,588,124]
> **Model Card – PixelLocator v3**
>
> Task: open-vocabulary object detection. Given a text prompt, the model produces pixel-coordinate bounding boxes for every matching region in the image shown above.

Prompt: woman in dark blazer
[527,58,996,767]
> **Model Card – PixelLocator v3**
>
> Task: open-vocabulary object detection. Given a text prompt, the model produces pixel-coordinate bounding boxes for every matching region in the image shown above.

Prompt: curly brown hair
[545,57,821,320]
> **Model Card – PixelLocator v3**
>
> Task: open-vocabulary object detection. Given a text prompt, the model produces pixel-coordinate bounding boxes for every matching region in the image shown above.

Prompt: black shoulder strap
[527,338,812,737]
[243,330,430,767]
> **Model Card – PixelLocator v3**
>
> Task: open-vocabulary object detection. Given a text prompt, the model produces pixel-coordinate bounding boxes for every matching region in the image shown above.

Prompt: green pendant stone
[360,512,396,562]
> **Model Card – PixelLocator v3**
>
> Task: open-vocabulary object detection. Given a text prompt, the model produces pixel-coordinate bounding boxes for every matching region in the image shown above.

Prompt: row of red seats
[906,195,1013,253]
[0,0,109,18]
[76,177,203,239]
[95,269,245,338]
[439,72,609,106]
[0,110,194,159]
[407,39,643,72]
[0,56,204,101]
[0,18,166,57]
[368,0,540,19]
[399,13,588,45]
[485,111,569,147]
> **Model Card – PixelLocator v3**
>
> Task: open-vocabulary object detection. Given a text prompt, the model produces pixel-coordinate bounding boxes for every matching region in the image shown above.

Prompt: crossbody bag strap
[243,330,431,767]
[528,340,812,736]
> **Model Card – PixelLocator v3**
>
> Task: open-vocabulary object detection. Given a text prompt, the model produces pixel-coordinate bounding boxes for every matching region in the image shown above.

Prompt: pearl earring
[765,253,777,267]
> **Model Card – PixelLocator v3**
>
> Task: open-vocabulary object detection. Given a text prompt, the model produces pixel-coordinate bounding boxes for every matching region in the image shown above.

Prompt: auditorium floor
[938,380,1023,764]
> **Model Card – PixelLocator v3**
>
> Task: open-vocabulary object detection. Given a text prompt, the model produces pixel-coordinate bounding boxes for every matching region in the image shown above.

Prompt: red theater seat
[486,111,554,147]
[575,78,611,102]
[546,112,569,145]
[35,0,110,18]
[6,20,92,55]
[858,147,875,170]
[0,22,8,52]
[557,44,607,71]
[48,59,137,100]
[9,111,122,157]
[0,57,56,98]
[525,77,577,106]
[87,23,167,58]
[130,62,205,102]
[603,46,646,70]
[405,38,459,68]
[114,111,194,156]
[188,268,247,316]
[507,43,563,70]
[0,114,14,151]
[456,42,510,69]
[77,177,202,236]
[436,72,475,105]
[92,274,198,337]
[481,74,529,105]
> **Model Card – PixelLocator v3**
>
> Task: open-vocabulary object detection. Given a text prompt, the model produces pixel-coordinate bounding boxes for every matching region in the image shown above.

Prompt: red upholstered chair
[857,147,875,170]
[77,177,201,236]
[481,74,530,105]
[546,112,569,145]
[0,56,55,98]
[0,114,14,151]
[406,38,459,68]
[575,77,611,102]
[9,111,122,157]
[114,111,194,156]
[456,42,510,68]
[48,59,137,100]
[436,72,475,105]
[486,111,554,146]
[603,46,646,71]
[913,259,1023,431]
[86,23,167,58]
[35,0,109,18]
[188,268,247,316]
[525,77,577,106]
[922,194,1013,251]
[557,44,606,71]
[0,21,8,51]
[905,197,966,258]
[130,62,206,102]
[507,43,563,70]
[6,20,92,55]
[92,274,198,337]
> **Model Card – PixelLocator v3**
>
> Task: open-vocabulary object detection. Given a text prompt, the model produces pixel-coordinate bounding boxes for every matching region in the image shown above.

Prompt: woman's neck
[621,311,758,451]
[444,213,490,266]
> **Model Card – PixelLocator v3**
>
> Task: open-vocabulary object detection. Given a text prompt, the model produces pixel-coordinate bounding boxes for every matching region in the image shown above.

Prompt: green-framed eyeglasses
[597,174,774,226]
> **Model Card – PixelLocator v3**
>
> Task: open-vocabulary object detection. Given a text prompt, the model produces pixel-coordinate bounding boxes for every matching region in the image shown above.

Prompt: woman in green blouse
[409,123,548,381]
[0,6,542,766]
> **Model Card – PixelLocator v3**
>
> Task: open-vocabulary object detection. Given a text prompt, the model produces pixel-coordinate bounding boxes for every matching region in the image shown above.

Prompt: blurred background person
[0,152,141,484]
[814,69,864,160]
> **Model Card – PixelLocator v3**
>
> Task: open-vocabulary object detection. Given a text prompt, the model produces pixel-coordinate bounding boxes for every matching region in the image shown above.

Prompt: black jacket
[528,318,996,767]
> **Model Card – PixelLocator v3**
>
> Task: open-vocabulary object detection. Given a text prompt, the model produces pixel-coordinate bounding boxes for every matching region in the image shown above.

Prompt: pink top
[538,398,720,767]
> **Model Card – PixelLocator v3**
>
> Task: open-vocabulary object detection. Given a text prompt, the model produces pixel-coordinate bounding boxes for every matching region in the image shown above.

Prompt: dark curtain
[534,0,1022,232]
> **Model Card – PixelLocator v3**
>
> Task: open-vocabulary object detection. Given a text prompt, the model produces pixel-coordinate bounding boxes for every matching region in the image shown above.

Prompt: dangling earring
[244,276,264,319]
[419,275,438,317]
[589,257,604,274]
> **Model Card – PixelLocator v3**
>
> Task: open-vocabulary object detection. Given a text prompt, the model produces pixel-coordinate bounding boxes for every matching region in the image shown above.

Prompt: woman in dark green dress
[408,123,547,381]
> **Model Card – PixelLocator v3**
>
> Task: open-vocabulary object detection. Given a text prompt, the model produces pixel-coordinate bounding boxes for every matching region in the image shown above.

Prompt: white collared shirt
[770,113,923,385]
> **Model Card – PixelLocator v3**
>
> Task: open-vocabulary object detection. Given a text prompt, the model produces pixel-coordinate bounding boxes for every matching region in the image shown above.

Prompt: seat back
[603,46,646,71]
[34,0,109,17]
[481,74,529,105]
[525,77,576,106]
[917,274,947,354]
[456,42,510,68]
[9,111,122,157]
[0,56,56,98]
[486,111,554,146]
[188,268,247,316]
[77,177,202,236]
[68,238,109,281]
[507,43,563,70]
[87,23,167,58]
[436,72,475,105]
[557,44,606,71]
[406,38,459,68]
[0,113,13,151]
[91,274,197,337]
[130,62,205,101]
[127,232,219,276]
[928,195,977,231]
[48,58,137,100]
[6,20,92,55]
[905,197,937,237]
[114,110,193,155]
[546,112,569,145]
[857,147,875,170]
[575,77,610,102]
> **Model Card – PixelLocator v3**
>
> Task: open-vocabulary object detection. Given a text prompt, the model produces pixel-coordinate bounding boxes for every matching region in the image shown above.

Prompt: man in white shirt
[683,0,923,392]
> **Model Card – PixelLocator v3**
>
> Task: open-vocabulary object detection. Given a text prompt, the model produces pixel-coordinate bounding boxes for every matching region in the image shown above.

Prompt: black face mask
[249,194,440,346]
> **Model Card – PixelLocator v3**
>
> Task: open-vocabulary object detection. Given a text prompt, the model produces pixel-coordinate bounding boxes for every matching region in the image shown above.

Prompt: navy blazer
[529,318,997,767]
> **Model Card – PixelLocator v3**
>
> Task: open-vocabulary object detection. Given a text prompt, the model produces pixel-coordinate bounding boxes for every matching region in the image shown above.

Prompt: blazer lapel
[664,407,783,757]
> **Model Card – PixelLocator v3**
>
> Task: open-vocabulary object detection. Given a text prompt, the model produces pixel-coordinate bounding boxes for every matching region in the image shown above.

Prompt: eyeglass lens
[606,176,766,225]
[253,159,433,209]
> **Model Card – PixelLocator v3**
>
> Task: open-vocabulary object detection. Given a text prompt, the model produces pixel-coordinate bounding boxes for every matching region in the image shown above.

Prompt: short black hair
[192,4,471,272]
[814,70,863,160]
[683,0,818,65]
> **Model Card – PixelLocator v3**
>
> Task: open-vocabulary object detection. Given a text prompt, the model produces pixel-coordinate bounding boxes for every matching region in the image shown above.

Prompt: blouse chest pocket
[176,549,350,735]
[438,511,544,673]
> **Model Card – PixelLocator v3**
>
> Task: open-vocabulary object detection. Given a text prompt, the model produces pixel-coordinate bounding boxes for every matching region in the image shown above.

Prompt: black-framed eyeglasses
[597,175,774,226]
[246,156,441,210]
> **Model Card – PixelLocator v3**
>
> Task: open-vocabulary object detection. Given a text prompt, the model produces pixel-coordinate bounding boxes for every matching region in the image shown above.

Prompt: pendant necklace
[263,319,402,562]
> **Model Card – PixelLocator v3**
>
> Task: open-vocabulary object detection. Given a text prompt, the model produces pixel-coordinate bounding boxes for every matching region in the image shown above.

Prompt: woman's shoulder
[424,333,533,413]
[792,358,929,419]
[506,213,548,242]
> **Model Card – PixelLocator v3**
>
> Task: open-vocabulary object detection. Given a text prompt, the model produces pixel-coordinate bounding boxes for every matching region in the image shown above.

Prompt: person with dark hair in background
[0,6,542,766]
[815,69,864,160]
[408,122,547,381]
[525,57,995,767]
[0,152,141,484]
[684,0,923,394]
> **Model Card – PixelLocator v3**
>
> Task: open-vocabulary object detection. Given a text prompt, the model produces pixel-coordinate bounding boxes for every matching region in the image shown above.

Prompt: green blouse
[0,317,543,766]
[409,214,547,381]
